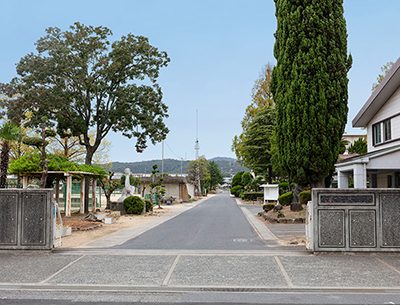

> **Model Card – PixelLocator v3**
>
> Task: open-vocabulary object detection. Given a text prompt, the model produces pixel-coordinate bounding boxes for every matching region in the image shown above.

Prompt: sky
[1,0,400,163]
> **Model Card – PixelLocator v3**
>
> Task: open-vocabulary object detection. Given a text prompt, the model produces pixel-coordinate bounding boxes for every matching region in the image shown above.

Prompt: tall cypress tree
[271,0,352,188]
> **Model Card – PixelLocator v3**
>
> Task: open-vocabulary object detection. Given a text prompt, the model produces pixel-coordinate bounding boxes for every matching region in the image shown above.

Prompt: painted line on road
[39,255,86,284]
[162,255,181,286]
[273,256,294,287]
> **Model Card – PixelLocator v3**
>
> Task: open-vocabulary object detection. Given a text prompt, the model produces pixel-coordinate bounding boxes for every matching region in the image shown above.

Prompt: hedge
[278,191,293,206]
[243,192,264,201]
[263,203,275,212]
[230,185,243,197]
[299,190,311,204]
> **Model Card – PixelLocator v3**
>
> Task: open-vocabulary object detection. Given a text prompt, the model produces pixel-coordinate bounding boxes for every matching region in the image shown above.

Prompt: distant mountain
[209,156,236,162]
[110,157,248,177]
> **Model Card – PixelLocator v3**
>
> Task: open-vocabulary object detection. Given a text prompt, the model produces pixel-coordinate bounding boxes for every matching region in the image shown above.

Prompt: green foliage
[243,192,264,201]
[372,61,395,91]
[232,64,276,179]
[233,107,276,179]
[123,196,144,215]
[149,164,165,206]
[144,199,153,212]
[278,191,293,206]
[120,174,140,187]
[0,121,22,188]
[230,185,243,197]
[206,160,225,190]
[7,22,170,165]
[44,129,57,137]
[231,171,245,188]
[299,190,311,205]
[186,156,210,193]
[99,171,122,207]
[9,151,107,176]
[22,136,44,148]
[278,182,295,192]
[271,0,352,187]
[241,171,252,186]
[263,203,275,212]
[348,137,367,154]
[277,212,285,218]
[339,138,349,154]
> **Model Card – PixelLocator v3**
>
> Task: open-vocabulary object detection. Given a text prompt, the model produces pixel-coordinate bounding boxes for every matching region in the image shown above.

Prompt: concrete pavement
[0,194,399,300]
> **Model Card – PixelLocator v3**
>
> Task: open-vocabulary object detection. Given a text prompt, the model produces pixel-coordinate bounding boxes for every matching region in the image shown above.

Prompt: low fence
[0,189,54,250]
[306,188,400,252]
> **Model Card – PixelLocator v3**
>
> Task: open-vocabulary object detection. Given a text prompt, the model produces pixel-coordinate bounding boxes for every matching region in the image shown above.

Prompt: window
[373,119,392,145]
[384,119,391,141]
[373,123,381,145]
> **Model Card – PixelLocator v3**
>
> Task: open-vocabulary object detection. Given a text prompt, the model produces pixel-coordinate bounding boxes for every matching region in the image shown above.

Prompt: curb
[259,211,305,224]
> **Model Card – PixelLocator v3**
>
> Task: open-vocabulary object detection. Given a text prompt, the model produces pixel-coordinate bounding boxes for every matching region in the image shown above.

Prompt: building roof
[140,176,189,184]
[352,57,400,127]
[336,144,400,165]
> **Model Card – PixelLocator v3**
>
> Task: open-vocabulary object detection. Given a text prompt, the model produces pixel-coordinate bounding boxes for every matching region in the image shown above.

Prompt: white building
[335,57,400,188]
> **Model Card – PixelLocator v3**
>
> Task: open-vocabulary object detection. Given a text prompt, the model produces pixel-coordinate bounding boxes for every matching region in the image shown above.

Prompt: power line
[164,141,181,159]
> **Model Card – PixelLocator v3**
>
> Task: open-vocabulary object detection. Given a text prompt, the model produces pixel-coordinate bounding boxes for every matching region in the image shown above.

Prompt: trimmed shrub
[123,196,144,214]
[299,190,311,205]
[263,203,275,212]
[241,172,252,186]
[230,185,243,197]
[243,192,264,201]
[231,171,245,188]
[144,199,153,212]
[278,182,296,192]
[278,182,289,189]
[278,191,293,206]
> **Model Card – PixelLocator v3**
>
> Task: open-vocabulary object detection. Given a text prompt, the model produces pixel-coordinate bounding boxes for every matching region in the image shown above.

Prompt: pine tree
[271,0,352,188]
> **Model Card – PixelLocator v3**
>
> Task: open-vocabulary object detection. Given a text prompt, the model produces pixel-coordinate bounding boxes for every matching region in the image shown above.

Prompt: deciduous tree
[7,22,170,165]
[4,23,170,211]
[186,156,209,195]
[271,0,352,188]
[372,61,395,91]
[232,64,275,166]
[234,107,276,181]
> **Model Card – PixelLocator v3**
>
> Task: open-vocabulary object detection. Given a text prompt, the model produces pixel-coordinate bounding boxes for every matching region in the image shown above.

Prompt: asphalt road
[114,193,268,250]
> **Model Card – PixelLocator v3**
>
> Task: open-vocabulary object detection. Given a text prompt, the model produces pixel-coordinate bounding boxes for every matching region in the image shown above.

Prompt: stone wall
[0,189,54,250]
[308,188,400,252]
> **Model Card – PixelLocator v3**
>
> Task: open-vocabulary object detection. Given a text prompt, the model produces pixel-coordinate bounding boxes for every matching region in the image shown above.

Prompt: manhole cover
[233,238,253,242]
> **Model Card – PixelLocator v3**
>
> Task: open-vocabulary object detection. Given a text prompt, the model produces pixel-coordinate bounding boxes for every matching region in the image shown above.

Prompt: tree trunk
[0,141,10,188]
[40,159,49,188]
[84,148,95,214]
[310,179,325,189]
[267,165,272,184]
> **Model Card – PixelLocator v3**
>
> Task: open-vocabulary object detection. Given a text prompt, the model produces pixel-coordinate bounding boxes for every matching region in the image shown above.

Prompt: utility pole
[194,110,201,196]
[162,140,164,176]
